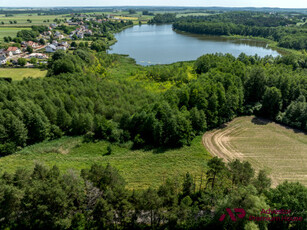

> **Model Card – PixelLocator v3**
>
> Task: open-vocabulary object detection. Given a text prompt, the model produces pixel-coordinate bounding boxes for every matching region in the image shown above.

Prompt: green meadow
[0,68,47,80]
[0,136,211,190]
[0,14,68,27]
[0,27,30,41]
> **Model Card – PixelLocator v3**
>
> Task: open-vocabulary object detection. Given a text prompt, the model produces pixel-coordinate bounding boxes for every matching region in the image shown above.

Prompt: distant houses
[0,47,22,65]
[21,41,39,49]
[69,26,93,40]
[54,31,65,40]
[46,41,69,53]
[0,15,100,67]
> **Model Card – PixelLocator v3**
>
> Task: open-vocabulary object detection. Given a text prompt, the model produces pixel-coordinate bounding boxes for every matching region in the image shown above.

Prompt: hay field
[203,116,307,186]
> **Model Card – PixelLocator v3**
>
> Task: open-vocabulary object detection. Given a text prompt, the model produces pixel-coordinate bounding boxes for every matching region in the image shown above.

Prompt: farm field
[0,27,30,41]
[0,14,68,27]
[203,116,307,187]
[0,68,47,80]
[97,11,154,22]
[0,136,211,190]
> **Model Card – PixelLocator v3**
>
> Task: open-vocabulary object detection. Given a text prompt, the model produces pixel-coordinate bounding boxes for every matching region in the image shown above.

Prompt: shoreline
[173,28,300,56]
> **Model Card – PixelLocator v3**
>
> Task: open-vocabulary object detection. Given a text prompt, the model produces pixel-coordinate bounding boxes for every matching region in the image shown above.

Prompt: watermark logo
[219,208,246,222]
[219,208,303,222]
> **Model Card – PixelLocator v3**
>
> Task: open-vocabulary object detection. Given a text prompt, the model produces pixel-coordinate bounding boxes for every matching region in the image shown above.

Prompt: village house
[28,53,48,59]
[6,47,21,55]
[50,23,57,28]
[56,45,67,51]
[26,41,39,48]
[43,31,53,36]
[68,22,79,26]
[59,41,69,48]
[76,32,84,39]
[5,50,13,57]
[56,34,65,40]
[54,31,61,37]
[0,53,7,65]
[85,29,93,36]
[45,44,57,53]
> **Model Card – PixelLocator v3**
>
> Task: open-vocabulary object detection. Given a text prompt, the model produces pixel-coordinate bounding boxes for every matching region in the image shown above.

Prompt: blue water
[110,24,280,66]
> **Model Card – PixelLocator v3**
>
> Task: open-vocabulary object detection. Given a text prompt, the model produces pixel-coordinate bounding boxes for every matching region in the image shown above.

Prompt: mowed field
[0,14,67,27]
[203,116,307,186]
[0,68,47,80]
[0,27,31,41]
[0,136,211,190]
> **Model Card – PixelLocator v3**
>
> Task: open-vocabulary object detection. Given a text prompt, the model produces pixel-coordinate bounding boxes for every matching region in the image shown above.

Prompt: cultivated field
[0,136,210,189]
[203,116,307,186]
[0,68,47,80]
[0,14,67,27]
[0,27,31,41]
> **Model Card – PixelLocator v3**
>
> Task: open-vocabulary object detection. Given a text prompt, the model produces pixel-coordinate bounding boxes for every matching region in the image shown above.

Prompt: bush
[17,58,27,66]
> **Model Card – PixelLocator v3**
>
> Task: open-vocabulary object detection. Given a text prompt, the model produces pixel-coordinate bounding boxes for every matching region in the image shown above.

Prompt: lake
[109,24,281,66]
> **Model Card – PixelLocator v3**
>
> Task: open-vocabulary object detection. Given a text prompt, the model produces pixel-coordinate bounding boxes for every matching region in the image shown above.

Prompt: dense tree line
[0,51,157,155]
[149,13,177,24]
[16,29,40,42]
[133,53,307,147]
[0,158,306,229]
[200,12,298,27]
[173,12,307,50]
[47,49,94,76]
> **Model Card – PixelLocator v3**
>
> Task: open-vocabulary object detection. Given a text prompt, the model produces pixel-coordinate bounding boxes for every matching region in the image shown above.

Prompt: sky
[1,0,307,8]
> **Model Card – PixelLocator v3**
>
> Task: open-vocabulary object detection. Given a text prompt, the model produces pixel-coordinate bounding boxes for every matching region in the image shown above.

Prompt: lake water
[109,24,281,66]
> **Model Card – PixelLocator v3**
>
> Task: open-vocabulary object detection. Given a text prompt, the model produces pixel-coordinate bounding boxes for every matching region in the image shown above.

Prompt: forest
[172,12,307,50]
[148,13,177,24]
[0,157,306,229]
[0,48,306,155]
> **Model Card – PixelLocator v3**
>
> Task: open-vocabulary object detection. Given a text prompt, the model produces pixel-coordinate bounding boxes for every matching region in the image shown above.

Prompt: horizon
[1,6,307,9]
[1,0,307,9]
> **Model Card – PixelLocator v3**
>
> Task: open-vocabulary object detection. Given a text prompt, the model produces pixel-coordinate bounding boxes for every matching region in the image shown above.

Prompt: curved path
[202,116,307,187]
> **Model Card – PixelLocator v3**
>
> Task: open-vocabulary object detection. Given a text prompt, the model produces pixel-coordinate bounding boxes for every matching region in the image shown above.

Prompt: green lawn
[0,68,47,80]
[0,136,211,190]
[0,27,30,41]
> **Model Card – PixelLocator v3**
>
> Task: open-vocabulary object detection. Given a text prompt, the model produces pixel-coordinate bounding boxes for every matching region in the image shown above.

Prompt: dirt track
[201,116,307,187]
[202,125,244,163]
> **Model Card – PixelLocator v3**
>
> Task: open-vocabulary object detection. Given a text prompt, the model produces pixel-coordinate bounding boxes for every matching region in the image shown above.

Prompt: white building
[45,44,57,53]
[6,47,21,55]
[56,45,67,51]
[28,53,48,59]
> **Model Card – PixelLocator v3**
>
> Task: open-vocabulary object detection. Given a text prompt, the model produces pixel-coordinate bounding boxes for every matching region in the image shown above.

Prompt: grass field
[0,14,67,27]
[0,68,47,80]
[203,116,307,187]
[0,136,210,189]
[0,27,30,41]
